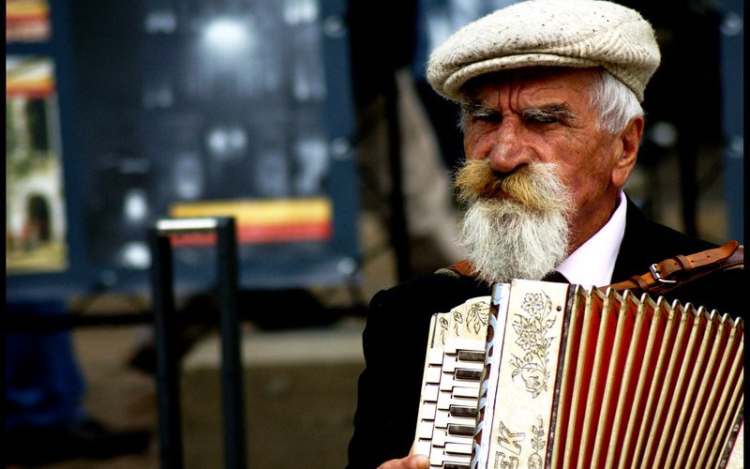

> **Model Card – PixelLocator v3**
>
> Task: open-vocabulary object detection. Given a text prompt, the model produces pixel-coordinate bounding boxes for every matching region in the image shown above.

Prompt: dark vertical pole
[215,218,247,469]
[385,74,413,283]
[718,0,744,243]
[149,228,184,469]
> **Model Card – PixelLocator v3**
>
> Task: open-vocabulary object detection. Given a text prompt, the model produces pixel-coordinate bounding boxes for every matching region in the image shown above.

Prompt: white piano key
[428,348,444,365]
[433,409,448,430]
[435,412,475,429]
[432,428,474,447]
[444,443,473,455]
[431,427,447,447]
[441,355,457,373]
[423,384,439,401]
[422,402,437,420]
[415,440,432,457]
[419,420,435,439]
[439,376,480,392]
[426,366,442,384]
[453,386,479,398]
[437,392,476,410]
[444,338,485,354]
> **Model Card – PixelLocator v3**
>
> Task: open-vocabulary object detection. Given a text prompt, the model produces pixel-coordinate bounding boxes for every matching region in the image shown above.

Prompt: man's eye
[473,113,501,124]
[528,115,559,124]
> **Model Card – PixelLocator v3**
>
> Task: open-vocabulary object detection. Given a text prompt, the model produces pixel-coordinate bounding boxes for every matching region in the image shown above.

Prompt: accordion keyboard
[414,298,492,469]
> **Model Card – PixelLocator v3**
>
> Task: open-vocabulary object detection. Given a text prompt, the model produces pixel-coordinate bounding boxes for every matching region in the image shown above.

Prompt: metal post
[149,217,247,469]
[216,218,247,469]
[149,228,184,469]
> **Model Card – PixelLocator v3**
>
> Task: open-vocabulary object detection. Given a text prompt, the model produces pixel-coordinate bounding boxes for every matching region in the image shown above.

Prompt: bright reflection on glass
[202,18,253,55]
[294,137,328,195]
[174,154,204,200]
[120,242,151,269]
[145,10,177,34]
[256,150,289,198]
[143,85,174,108]
[206,126,247,160]
[123,189,148,222]
[283,0,318,25]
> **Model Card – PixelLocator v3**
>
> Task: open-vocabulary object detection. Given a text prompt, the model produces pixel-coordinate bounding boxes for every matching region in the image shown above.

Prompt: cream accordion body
[413,279,744,469]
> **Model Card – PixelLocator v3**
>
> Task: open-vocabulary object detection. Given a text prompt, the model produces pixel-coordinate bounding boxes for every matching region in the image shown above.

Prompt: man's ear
[611,116,644,188]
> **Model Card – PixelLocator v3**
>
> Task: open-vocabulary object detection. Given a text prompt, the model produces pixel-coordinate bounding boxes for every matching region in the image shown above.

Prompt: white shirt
[556,192,627,290]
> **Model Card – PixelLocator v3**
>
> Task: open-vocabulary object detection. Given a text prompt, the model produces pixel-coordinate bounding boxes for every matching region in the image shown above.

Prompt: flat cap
[427,0,660,102]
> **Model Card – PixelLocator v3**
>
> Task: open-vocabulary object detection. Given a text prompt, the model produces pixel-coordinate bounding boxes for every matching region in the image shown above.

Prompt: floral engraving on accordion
[509,292,556,398]
[438,316,449,345]
[467,301,490,334]
[452,310,464,335]
[528,416,545,469]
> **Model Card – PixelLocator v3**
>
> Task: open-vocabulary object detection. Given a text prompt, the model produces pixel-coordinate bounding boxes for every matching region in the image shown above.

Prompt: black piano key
[449,405,477,417]
[447,424,475,436]
[443,463,470,469]
[455,368,482,380]
[457,350,484,362]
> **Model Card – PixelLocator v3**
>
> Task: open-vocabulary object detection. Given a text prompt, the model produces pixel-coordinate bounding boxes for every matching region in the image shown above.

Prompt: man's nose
[487,118,535,174]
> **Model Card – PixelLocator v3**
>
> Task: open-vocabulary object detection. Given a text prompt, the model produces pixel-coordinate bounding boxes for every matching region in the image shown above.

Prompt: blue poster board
[6,0,361,301]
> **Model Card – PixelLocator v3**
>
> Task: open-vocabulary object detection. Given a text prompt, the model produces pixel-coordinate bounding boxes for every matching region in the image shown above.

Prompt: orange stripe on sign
[169,222,332,247]
[6,86,54,98]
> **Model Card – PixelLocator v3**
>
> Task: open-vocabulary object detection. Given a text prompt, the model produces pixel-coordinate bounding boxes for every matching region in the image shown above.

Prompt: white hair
[457,162,573,284]
[590,69,644,134]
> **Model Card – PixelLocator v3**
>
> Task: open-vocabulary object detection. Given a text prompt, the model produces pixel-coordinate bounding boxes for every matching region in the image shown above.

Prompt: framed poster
[6,0,51,43]
[6,56,68,274]
[7,0,361,300]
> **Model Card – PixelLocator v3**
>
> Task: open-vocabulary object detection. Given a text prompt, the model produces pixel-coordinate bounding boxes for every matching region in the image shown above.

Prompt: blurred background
[5,0,743,468]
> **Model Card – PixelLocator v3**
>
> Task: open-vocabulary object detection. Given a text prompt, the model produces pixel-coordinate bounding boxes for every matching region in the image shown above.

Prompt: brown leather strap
[444,241,744,297]
[448,259,478,278]
[606,240,744,296]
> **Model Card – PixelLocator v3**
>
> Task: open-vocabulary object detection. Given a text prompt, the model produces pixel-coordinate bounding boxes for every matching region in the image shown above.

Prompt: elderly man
[346,1,743,469]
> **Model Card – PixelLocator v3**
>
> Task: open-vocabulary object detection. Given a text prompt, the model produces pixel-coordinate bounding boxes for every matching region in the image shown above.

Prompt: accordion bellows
[414,279,744,469]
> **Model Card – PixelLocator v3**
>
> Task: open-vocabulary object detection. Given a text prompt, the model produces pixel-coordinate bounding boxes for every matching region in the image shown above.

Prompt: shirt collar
[556,192,627,289]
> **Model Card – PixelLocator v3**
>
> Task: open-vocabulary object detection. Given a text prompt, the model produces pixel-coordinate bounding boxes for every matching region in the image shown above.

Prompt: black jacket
[346,199,744,469]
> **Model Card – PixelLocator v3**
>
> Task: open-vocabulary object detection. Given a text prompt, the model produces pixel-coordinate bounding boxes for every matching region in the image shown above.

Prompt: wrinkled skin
[461,67,643,255]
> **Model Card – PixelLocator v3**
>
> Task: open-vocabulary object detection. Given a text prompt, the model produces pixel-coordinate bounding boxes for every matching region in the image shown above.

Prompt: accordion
[413,279,744,469]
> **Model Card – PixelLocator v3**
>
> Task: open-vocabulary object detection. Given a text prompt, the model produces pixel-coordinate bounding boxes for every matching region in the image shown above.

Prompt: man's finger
[377,454,430,469]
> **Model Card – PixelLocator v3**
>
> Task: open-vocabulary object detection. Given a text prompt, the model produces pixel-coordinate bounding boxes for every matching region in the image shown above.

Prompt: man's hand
[376,454,429,469]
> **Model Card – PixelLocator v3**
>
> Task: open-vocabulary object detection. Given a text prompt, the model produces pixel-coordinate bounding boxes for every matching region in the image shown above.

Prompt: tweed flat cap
[427,0,660,102]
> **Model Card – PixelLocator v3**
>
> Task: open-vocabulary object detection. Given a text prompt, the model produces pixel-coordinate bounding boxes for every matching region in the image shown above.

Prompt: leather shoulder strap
[606,240,744,296]
[440,241,744,297]
[439,259,478,278]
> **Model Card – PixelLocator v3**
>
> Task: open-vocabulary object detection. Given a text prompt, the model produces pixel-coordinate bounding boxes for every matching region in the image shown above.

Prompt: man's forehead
[461,67,599,104]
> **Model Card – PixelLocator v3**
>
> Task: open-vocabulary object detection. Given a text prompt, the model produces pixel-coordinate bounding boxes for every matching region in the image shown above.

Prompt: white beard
[458,197,571,285]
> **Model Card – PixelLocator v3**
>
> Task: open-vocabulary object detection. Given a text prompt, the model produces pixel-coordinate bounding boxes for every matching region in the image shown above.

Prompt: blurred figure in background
[5,300,151,465]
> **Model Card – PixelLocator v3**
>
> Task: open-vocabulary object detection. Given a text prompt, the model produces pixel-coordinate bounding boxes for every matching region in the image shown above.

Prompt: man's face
[461,67,637,252]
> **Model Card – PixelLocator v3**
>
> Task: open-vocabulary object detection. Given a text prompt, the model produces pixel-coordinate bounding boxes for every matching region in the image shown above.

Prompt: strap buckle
[650,263,677,284]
